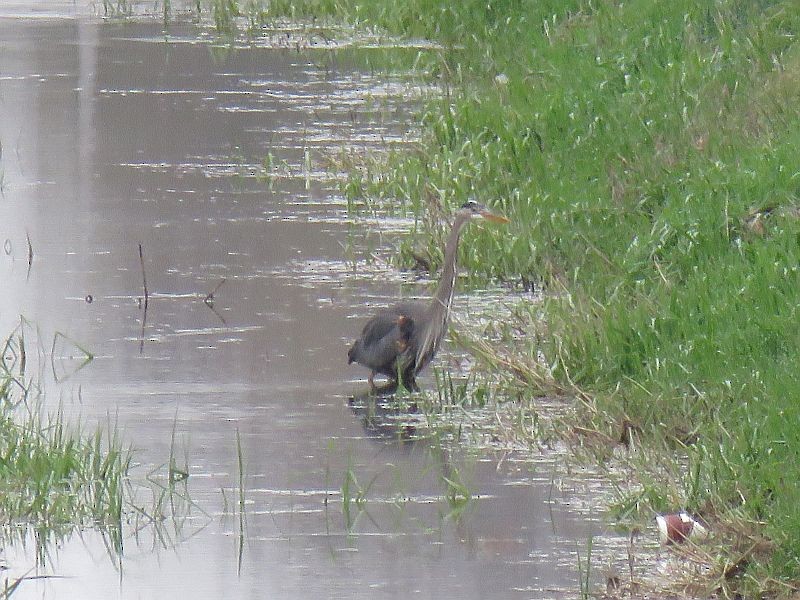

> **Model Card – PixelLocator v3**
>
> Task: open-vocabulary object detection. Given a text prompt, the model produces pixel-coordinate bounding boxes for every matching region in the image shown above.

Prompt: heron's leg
[402,376,420,393]
[396,358,418,392]
[368,371,377,389]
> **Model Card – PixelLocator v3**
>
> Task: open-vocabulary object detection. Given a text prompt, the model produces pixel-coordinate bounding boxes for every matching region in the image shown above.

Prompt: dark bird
[347,200,509,391]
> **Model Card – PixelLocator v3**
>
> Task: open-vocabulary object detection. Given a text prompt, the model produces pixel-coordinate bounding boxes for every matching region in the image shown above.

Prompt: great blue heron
[347,200,509,391]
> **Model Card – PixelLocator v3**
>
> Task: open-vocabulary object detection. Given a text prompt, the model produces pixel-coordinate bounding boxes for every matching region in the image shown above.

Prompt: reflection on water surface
[0,10,635,599]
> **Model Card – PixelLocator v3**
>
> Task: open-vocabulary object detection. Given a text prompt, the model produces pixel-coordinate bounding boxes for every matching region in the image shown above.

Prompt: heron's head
[459,199,510,224]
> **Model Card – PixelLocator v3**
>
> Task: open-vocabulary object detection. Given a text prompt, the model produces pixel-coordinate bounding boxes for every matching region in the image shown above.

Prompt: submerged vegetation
[237,0,800,596]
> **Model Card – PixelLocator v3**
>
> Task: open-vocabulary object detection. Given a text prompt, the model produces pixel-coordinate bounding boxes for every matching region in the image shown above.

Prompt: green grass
[86,0,800,591]
[252,0,800,595]
[0,336,129,534]
[0,326,189,588]
[0,406,129,530]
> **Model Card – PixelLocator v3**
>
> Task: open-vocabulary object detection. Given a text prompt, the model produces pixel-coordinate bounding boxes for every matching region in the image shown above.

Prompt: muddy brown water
[0,8,634,599]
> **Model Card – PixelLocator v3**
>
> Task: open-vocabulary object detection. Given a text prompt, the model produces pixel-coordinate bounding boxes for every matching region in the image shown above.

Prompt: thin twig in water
[203,278,226,306]
[627,530,636,588]
[203,278,228,326]
[138,243,149,354]
[19,329,26,379]
[26,231,33,281]
[236,429,246,576]
[15,126,24,177]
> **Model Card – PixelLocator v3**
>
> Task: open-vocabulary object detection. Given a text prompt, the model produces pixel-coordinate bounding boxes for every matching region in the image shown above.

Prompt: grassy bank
[96,0,800,593]
[241,0,800,595]
[129,0,800,593]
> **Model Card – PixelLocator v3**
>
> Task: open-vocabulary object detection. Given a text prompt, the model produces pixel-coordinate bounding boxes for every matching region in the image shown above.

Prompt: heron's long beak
[479,209,510,224]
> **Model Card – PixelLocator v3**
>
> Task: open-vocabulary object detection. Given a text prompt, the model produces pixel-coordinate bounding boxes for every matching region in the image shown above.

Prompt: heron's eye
[460,200,480,210]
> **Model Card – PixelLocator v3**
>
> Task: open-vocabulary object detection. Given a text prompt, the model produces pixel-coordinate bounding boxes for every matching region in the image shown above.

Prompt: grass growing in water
[576,534,594,600]
[0,325,193,591]
[0,344,129,534]
[0,404,130,546]
[256,0,800,595]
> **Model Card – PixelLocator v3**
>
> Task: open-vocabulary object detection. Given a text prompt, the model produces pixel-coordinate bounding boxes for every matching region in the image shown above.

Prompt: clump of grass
[341,460,378,532]
[101,0,132,16]
[0,396,130,533]
[577,534,594,600]
[269,0,800,595]
[210,0,240,33]
[439,463,472,521]
[0,325,191,581]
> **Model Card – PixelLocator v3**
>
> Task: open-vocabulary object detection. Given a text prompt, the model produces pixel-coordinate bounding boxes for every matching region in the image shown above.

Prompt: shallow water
[0,10,629,599]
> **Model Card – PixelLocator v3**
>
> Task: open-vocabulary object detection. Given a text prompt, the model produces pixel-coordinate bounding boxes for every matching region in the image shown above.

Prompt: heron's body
[347,201,508,391]
[347,302,435,389]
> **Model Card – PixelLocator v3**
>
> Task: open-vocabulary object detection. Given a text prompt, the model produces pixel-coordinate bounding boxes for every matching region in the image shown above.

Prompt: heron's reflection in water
[347,382,421,442]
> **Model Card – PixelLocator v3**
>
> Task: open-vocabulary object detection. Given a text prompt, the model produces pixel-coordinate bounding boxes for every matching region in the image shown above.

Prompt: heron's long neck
[429,213,470,322]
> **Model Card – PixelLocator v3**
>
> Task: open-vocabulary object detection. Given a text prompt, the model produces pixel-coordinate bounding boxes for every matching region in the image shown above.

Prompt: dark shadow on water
[355,380,401,398]
[347,381,421,442]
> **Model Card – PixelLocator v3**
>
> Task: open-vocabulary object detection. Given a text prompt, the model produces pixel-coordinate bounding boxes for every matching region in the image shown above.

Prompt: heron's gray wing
[360,304,423,344]
[358,317,395,350]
